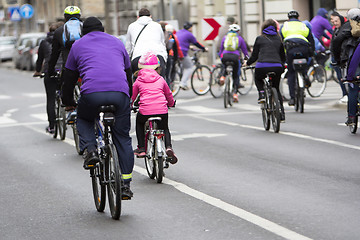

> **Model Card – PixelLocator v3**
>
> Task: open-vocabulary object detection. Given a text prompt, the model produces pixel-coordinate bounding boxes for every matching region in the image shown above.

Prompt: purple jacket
[176,29,205,57]
[347,44,360,80]
[218,33,249,57]
[310,8,333,40]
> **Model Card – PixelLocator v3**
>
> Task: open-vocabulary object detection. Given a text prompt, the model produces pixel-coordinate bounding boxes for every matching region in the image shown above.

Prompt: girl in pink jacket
[132,52,177,164]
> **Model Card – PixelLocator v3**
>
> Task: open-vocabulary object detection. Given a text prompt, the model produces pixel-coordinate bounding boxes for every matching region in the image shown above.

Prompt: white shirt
[125,16,167,61]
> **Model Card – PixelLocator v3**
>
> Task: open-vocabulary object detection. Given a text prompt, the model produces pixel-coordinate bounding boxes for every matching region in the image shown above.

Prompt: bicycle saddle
[147,117,162,122]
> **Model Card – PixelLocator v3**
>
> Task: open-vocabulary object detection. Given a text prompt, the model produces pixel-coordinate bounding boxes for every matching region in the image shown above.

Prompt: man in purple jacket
[61,17,134,199]
[176,22,207,90]
[310,8,333,45]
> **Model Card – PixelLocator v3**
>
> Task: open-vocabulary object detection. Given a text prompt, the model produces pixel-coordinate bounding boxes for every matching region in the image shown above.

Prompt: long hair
[261,19,278,34]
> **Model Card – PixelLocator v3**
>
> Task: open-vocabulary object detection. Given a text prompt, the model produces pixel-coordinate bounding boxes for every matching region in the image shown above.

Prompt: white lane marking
[0,121,45,128]
[176,95,213,104]
[29,103,46,108]
[172,133,226,141]
[31,113,48,121]
[0,108,19,124]
[134,165,312,240]
[22,93,46,98]
[192,115,360,151]
[178,105,224,113]
[0,95,11,100]
[23,124,313,240]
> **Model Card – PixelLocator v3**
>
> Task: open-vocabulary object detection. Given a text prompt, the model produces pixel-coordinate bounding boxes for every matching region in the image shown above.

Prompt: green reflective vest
[281,21,310,43]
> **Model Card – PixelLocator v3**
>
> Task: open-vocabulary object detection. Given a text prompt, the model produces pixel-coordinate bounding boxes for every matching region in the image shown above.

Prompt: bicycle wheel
[53,98,59,139]
[223,76,233,108]
[262,90,271,131]
[58,103,67,140]
[171,63,181,97]
[349,115,358,134]
[270,88,281,133]
[191,65,211,95]
[238,67,254,95]
[72,124,81,154]
[144,134,156,179]
[279,69,290,101]
[299,87,305,113]
[154,139,164,184]
[106,143,122,220]
[90,162,106,212]
[307,65,327,98]
[210,65,224,98]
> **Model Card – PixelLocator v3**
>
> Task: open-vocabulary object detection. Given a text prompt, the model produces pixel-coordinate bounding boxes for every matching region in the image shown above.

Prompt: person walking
[125,8,167,78]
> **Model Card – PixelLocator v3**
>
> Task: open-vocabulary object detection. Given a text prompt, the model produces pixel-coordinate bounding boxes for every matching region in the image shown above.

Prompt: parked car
[0,36,16,62]
[13,32,46,70]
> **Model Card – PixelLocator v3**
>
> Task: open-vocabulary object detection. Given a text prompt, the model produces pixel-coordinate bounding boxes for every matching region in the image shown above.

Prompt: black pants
[136,112,171,149]
[44,73,57,129]
[254,66,284,109]
[165,55,176,86]
[131,55,166,79]
[221,53,240,89]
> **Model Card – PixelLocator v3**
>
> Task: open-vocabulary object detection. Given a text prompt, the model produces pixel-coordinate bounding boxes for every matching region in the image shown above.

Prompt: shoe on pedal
[45,126,55,134]
[180,85,189,90]
[83,150,100,169]
[166,147,178,164]
[345,116,356,126]
[304,76,311,88]
[219,76,225,85]
[66,110,77,124]
[288,98,295,106]
[257,91,265,104]
[233,93,239,103]
[122,183,133,200]
[134,147,146,158]
[238,83,245,88]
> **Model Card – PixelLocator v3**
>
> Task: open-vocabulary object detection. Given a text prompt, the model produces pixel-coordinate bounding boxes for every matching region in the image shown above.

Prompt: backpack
[350,19,360,38]
[62,17,83,49]
[224,32,239,51]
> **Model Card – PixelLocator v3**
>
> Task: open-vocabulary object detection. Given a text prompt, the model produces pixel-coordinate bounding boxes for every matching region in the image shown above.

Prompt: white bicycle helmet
[229,24,240,32]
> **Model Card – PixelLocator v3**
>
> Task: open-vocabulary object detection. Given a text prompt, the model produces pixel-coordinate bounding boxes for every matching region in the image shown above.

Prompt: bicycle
[170,60,182,97]
[209,63,224,98]
[343,80,360,134]
[292,57,308,113]
[90,105,125,220]
[223,61,235,108]
[52,73,67,140]
[259,71,281,133]
[189,49,212,95]
[306,53,328,98]
[238,62,255,95]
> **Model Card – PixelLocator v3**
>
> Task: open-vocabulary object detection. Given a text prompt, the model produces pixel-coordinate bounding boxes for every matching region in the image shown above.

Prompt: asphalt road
[0,63,359,240]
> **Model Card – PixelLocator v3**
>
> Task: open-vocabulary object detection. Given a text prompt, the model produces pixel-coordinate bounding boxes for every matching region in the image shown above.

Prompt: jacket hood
[46,31,55,43]
[137,69,162,83]
[136,16,153,26]
[263,26,277,35]
[317,8,328,18]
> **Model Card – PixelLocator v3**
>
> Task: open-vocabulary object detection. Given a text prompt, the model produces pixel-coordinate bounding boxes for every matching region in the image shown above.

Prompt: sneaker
[257,91,265,104]
[180,85,189,90]
[165,147,178,164]
[288,98,295,106]
[83,150,100,169]
[238,83,245,88]
[233,93,239,103]
[121,183,133,200]
[304,76,311,88]
[219,76,225,85]
[66,111,77,125]
[45,126,55,134]
[281,110,286,122]
[345,116,357,126]
[134,147,146,158]
[340,95,348,103]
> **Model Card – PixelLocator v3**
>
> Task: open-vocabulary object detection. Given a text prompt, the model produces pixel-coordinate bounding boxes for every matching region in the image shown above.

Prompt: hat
[183,21,193,30]
[138,52,160,69]
[82,17,104,35]
[165,24,174,32]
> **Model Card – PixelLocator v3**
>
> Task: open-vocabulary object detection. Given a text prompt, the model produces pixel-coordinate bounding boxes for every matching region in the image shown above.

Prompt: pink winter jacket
[132,69,175,115]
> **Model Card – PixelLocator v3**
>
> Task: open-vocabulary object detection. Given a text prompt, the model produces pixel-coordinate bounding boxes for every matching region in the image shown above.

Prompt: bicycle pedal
[164,162,169,169]
[122,196,132,200]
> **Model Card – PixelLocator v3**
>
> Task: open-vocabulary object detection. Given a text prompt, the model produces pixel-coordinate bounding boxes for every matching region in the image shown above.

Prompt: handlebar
[242,65,255,70]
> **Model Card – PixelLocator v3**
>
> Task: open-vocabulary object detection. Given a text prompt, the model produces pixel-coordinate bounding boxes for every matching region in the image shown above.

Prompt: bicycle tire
[72,124,81,154]
[238,67,254,95]
[154,138,164,184]
[59,104,67,140]
[223,75,233,108]
[191,65,211,95]
[210,65,224,98]
[53,99,59,139]
[271,88,281,133]
[299,87,305,113]
[171,63,181,97]
[106,144,122,220]
[262,90,271,131]
[279,69,290,101]
[90,163,106,212]
[145,132,156,179]
[307,65,327,98]
[349,115,358,134]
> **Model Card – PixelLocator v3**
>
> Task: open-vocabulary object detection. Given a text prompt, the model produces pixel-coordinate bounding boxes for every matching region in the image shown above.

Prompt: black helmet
[288,10,299,19]
[183,21,193,30]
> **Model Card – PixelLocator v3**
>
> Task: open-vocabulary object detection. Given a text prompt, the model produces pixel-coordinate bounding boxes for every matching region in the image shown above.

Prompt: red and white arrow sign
[201,17,225,41]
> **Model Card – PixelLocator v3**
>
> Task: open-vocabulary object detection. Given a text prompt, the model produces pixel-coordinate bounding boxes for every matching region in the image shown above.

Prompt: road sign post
[201,17,225,64]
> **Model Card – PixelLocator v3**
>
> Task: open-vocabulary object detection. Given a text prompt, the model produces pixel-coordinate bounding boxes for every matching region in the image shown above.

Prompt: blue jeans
[347,83,359,117]
[77,91,134,183]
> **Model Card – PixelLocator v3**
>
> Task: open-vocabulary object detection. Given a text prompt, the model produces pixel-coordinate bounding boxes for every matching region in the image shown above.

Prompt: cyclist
[218,24,249,102]
[330,11,348,103]
[48,6,82,77]
[131,52,177,163]
[61,17,134,199]
[176,21,207,90]
[216,17,236,53]
[310,8,333,46]
[125,8,167,78]
[302,20,327,65]
[280,10,315,106]
[164,24,184,87]
[245,19,286,120]
[33,22,64,134]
